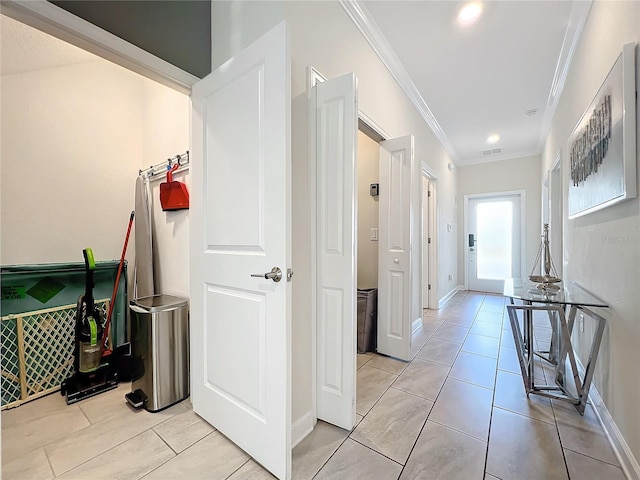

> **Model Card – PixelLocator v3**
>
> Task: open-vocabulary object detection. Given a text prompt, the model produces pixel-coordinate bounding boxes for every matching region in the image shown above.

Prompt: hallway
[1,292,624,479]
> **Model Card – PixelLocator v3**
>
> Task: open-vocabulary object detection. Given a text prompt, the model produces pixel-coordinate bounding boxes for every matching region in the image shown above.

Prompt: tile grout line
[223,458,253,480]
[53,427,165,479]
[43,445,57,480]
[139,430,217,480]
[150,424,181,455]
[348,436,405,467]
[562,445,627,469]
[344,298,470,479]
[315,346,411,479]
[320,290,484,478]
[398,291,480,479]
[477,295,501,480]
[552,399,573,479]
[309,426,358,479]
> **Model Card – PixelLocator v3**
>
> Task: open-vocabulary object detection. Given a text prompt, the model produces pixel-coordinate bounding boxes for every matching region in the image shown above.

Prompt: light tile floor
[2,291,626,479]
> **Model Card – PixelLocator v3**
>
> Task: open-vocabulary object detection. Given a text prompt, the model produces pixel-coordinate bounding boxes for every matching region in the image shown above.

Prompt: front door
[467,193,522,293]
[190,23,291,479]
[377,136,414,361]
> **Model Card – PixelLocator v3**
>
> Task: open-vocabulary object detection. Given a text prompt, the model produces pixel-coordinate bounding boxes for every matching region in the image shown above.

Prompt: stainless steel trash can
[127,294,189,412]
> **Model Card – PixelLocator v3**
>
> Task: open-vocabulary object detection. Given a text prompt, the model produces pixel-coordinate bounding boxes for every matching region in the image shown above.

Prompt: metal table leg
[506,302,604,414]
[553,305,606,415]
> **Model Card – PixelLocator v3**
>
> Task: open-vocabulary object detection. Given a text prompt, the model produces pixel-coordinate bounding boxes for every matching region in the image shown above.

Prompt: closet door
[314,73,358,430]
[190,22,291,479]
[377,136,414,362]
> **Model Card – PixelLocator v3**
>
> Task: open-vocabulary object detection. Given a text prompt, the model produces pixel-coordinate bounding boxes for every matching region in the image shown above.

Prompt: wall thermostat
[370,183,379,196]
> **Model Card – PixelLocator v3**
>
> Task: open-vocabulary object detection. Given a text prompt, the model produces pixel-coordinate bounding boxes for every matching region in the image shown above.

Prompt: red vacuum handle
[102,210,135,353]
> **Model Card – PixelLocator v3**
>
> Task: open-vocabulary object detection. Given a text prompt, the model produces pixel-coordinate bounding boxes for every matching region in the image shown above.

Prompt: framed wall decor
[568,42,637,219]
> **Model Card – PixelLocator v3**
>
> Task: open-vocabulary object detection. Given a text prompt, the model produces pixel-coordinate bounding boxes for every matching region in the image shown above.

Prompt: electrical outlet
[579,314,584,333]
[370,228,378,241]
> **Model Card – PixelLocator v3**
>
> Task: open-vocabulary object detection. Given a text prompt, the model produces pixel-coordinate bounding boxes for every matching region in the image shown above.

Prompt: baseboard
[575,358,640,479]
[291,410,315,449]
[438,285,463,309]
[412,317,422,334]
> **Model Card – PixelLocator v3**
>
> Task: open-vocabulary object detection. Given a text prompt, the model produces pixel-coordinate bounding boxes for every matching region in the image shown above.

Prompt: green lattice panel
[1,318,21,406]
[1,300,108,407]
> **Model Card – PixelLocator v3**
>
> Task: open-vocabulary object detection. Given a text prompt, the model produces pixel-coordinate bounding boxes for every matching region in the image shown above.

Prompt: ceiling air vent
[482,148,502,156]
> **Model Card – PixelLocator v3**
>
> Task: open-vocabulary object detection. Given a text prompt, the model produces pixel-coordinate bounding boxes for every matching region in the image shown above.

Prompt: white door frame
[547,151,563,279]
[463,190,526,290]
[421,162,438,313]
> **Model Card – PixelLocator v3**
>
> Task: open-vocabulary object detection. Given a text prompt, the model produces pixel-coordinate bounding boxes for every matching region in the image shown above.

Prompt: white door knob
[393,258,400,264]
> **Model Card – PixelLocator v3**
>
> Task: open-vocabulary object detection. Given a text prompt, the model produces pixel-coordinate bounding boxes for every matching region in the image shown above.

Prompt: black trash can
[357,288,378,354]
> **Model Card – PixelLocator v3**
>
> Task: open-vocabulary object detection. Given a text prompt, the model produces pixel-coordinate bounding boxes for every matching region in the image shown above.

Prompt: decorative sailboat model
[529,223,562,290]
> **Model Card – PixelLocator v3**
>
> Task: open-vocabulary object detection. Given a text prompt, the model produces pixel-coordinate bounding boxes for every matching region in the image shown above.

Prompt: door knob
[393,258,400,264]
[251,267,282,283]
[470,248,475,252]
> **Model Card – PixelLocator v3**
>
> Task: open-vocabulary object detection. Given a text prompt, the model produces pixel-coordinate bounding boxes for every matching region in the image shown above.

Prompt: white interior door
[422,176,430,309]
[315,73,357,430]
[190,23,291,479]
[377,136,413,361]
[467,193,522,294]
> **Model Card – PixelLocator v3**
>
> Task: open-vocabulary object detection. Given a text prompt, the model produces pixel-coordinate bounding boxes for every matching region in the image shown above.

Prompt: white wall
[540,1,640,467]
[0,54,190,299]
[1,60,142,266]
[211,0,458,429]
[357,130,379,289]
[457,155,542,286]
[141,78,190,298]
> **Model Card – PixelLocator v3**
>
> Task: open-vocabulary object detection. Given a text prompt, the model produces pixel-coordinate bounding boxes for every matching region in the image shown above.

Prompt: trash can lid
[131,294,188,312]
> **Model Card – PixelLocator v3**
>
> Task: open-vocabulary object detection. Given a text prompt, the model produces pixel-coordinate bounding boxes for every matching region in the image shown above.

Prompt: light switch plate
[370,228,378,241]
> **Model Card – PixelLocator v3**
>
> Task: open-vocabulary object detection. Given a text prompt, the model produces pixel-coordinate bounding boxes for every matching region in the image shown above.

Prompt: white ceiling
[351,0,588,165]
[2,2,587,166]
[0,14,97,76]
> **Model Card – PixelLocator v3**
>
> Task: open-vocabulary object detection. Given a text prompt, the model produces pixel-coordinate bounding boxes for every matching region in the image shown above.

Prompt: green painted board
[1,261,128,347]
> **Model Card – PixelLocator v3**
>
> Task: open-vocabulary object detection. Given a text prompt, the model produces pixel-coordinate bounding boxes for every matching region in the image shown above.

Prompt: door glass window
[476,201,512,280]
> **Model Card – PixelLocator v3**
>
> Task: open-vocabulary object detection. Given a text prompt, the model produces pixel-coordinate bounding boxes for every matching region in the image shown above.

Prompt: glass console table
[503,278,608,415]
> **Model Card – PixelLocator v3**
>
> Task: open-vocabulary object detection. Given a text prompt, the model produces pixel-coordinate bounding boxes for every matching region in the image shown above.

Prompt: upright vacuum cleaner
[61,248,118,404]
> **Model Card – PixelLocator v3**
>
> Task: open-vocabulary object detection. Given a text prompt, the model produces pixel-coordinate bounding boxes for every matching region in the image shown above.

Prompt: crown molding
[537,0,593,151]
[339,0,458,163]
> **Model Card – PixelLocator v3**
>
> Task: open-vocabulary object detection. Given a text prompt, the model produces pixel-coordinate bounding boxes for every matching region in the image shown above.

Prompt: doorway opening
[312,69,434,440]
[548,153,563,278]
[421,169,437,314]
[464,191,525,294]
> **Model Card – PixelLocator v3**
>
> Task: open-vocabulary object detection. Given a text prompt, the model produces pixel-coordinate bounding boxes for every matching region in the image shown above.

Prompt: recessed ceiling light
[457,2,483,26]
[487,134,500,144]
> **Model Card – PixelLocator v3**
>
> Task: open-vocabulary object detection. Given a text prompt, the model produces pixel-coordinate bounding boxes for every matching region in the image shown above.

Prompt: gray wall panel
[50,0,211,78]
